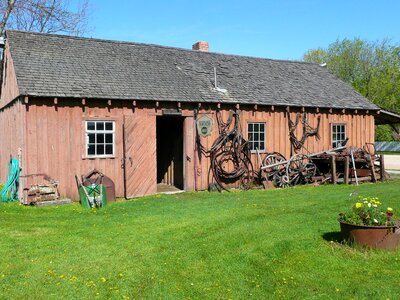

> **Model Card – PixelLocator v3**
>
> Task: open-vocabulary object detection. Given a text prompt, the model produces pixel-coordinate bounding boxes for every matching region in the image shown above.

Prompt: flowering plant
[338,197,397,226]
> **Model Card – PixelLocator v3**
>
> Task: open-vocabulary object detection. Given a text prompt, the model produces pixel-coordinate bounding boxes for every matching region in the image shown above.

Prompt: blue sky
[88,0,400,60]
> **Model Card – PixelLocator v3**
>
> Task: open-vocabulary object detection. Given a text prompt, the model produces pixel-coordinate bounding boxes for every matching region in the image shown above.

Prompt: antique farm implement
[258,144,385,188]
[259,146,346,188]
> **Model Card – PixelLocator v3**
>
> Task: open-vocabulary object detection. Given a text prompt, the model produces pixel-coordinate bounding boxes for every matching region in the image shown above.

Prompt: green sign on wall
[196,115,213,137]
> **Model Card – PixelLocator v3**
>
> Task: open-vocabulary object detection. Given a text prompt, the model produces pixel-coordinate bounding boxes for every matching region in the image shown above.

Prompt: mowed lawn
[1,180,400,299]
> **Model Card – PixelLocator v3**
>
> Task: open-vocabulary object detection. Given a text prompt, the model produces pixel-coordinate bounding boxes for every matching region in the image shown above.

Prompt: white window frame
[247,122,266,152]
[85,120,115,158]
[331,123,347,148]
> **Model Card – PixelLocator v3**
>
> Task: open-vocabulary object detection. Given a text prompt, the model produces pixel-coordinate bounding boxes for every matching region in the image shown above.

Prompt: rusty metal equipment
[288,112,321,153]
[196,110,254,191]
[259,144,386,188]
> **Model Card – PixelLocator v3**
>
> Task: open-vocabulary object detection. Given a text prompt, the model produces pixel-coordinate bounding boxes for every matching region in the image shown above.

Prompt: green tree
[303,38,400,141]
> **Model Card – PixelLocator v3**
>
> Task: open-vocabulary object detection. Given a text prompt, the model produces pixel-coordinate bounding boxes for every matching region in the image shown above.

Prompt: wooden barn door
[123,114,157,198]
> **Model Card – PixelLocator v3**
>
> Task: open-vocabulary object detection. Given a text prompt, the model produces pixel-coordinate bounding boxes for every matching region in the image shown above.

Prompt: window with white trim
[332,124,346,148]
[85,121,115,157]
[248,122,266,151]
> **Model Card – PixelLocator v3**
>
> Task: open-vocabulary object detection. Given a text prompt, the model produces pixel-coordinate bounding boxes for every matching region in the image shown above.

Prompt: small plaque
[197,115,213,137]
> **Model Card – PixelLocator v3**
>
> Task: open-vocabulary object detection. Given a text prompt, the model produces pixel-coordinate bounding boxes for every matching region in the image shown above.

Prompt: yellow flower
[388,207,393,211]
[101,277,107,283]
[355,202,363,208]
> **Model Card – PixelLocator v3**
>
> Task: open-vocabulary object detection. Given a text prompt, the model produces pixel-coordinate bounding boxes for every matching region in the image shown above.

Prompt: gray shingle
[7,30,379,110]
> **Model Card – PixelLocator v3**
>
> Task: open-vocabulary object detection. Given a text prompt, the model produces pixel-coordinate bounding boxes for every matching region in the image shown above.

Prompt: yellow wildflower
[355,202,363,208]
[388,207,393,211]
[101,277,107,283]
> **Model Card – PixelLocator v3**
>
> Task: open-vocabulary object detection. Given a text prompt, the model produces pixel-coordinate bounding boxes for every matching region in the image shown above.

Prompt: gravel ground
[384,154,400,170]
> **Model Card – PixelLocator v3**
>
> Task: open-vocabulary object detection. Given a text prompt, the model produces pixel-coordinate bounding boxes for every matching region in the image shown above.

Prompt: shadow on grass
[322,231,344,243]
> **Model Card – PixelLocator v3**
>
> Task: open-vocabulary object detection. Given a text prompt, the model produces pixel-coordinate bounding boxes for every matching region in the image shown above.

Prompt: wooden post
[330,155,337,184]
[344,155,349,184]
[369,158,377,183]
[380,154,385,182]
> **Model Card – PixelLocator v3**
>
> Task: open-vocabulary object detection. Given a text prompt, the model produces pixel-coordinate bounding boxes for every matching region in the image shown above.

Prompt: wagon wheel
[302,161,317,183]
[285,154,304,185]
[272,172,292,188]
[262,152,286,181]
[286,154,314,185]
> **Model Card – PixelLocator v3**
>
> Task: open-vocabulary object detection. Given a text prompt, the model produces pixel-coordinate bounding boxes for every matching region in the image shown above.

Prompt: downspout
[0,36,5,98]
[193,108,198,191]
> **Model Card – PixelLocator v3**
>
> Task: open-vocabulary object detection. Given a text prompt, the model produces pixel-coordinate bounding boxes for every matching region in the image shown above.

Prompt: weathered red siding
[0,99,25,184]
[17,99,375,200]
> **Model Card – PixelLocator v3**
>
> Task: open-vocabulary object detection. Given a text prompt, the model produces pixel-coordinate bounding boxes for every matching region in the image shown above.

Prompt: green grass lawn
[1,181,400,299]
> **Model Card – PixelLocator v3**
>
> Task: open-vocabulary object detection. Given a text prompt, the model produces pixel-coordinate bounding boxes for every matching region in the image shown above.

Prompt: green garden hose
[1,159,20,202]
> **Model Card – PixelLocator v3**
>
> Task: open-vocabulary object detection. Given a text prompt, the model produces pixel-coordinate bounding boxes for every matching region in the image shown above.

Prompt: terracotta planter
[339,221,400,250]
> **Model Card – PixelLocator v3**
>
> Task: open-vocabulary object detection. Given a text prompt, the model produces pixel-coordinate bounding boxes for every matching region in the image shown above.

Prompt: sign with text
[196,115,213,137]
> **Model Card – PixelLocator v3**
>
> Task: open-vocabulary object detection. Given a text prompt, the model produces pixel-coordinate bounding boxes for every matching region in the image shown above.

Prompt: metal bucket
[340,221,400,250]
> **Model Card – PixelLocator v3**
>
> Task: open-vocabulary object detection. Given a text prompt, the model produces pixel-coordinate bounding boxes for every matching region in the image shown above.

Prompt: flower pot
[339,221,400,250]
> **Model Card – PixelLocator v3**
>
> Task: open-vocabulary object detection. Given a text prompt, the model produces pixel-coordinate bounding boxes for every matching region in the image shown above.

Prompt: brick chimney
[192,41,209,52]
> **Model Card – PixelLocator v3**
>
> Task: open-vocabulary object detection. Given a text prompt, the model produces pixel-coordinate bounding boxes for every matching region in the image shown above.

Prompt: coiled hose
[1,159,20,202]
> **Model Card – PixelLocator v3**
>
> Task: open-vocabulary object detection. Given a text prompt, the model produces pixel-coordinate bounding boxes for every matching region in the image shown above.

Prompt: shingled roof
[6,30,379,110]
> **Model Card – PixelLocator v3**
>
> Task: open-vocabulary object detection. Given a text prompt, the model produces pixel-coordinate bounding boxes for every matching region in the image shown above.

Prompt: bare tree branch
[0,0,15,35]
[0,0,90,36]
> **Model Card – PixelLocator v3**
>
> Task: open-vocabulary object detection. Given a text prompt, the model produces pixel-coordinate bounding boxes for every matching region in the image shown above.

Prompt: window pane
[254,142,259,150]
[260,142,265,150]
[260,132,265,142]
[105,144,113,155]
[87,122,95,130]
[97,133,104,143]
[105,122,113,131]
[248,124,253,132]
[248,134,253,142]
[97,144,104,155]
[105,134,113,143]
[260,123,265,131]
[254,123,259,132]
[88,144,95,155]
[96,122,104,130]
[254,133,259,141]
[88,133,95,143]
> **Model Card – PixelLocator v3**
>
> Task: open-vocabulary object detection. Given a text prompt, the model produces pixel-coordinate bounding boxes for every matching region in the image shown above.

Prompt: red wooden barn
[0,30,398,200]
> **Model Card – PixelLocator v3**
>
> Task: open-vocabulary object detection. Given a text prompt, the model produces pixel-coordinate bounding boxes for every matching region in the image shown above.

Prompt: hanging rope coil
[196,110,254,191]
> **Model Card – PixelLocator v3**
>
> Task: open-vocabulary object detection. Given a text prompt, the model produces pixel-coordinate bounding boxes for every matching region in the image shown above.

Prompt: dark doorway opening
[156,116,184,191]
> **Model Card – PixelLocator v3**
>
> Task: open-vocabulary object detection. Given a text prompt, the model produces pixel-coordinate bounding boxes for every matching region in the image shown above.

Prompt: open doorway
[156,116,184,192]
